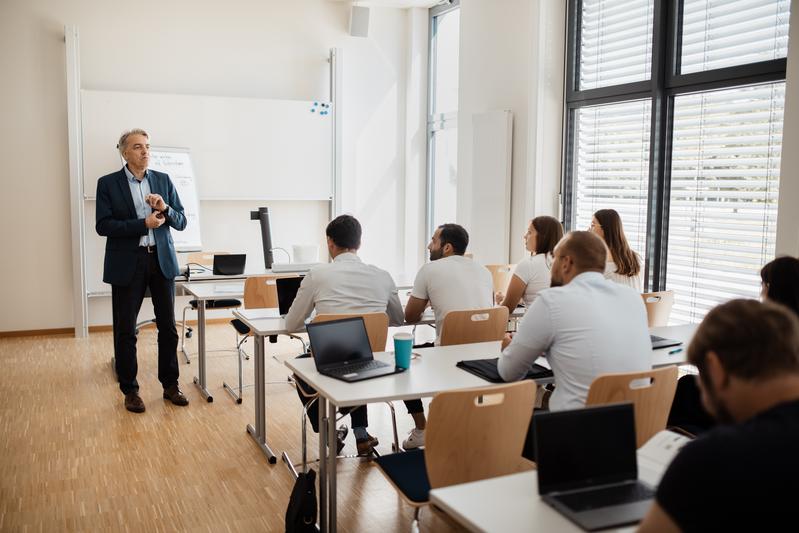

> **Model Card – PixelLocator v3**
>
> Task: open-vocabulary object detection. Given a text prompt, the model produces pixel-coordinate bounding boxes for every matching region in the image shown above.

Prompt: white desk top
[182,281,245,299]
[285,341,502,408]
[650,324,695,367]
[429,468,659,533]
[233,308,289,335]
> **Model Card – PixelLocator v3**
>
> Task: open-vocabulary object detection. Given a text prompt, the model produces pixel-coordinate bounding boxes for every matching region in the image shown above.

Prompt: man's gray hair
[117,128,149,157]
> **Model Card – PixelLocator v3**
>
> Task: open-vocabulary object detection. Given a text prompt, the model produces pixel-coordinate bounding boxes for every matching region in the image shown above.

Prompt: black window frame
[563,0,788,291]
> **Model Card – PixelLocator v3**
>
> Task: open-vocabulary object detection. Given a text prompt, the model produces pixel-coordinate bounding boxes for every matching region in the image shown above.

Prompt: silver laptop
[305,317,405,382]
[533,403,655,531]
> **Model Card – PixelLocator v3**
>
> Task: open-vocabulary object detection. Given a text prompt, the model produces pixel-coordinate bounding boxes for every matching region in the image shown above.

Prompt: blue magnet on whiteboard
[310,108,315,112]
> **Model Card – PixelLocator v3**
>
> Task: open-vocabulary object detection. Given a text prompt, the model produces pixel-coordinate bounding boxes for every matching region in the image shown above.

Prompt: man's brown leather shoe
[163,385,189,406]
[124,393,146,413]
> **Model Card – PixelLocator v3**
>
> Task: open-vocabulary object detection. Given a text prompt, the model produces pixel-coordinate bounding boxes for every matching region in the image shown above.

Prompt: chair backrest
[485,264,515,294]
[311,313,389,353]
[187,251,228,267]
[425,381,536,489]
[641,290,674,327]
[586,366,679,448]
[242,275,301,309]
[439,307,510,346]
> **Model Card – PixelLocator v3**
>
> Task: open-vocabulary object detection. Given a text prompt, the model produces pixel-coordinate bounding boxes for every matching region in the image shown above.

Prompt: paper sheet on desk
[213,284,243,293]
[637,430,691,486]
[534,356,550,370]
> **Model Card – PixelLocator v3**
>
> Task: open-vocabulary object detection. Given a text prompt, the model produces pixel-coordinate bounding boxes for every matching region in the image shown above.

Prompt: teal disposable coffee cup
[393,332,414,369]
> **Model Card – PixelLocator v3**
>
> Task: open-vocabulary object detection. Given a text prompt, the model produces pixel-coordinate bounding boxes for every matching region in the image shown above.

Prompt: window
[564,0,790,323]
[427,1,460,237]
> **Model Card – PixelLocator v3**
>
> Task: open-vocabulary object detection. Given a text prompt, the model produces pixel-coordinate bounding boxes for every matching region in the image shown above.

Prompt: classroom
[2,0,799,532]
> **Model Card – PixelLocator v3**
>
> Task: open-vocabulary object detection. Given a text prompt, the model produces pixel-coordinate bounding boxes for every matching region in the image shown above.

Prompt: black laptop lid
[276,276,303,315]
[306,317,373,370]
[534,403,638,494]
[212,254,246,275]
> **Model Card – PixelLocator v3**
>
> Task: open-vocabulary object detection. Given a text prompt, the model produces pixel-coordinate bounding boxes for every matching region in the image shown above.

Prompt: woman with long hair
[590,209,643,291]
[760,256,799,316]
[498,215,564,313]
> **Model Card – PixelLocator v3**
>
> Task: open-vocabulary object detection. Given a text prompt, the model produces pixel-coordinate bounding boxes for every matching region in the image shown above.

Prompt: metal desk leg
[327,401,338,533]
[192,300,213,402]
[318,396,328,533]
[246,334,277,463]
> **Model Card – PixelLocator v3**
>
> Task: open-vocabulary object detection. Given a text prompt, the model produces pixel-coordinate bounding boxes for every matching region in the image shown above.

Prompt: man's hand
[145,211,165,229]
[495,291,505,305]
[145,193,167,212]
[501,333,514,350]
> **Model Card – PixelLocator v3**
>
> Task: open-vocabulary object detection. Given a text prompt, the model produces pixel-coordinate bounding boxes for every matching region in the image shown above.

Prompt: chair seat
[188,299,241,309]
[374,448,430,503]
[230,318,251,336]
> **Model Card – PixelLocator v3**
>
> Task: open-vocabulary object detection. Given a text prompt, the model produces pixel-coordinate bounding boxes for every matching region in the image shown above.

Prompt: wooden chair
[485,264,515,294]
[586,366,679,448]
[179,251,242,363]
[374,381,537,529]
[439,307,509,346]
[641,290,674,327]
[224,275,304,403]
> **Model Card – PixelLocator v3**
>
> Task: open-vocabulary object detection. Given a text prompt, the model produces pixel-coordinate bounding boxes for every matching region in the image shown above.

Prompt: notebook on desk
[456,358,553,382]
[650,335,681,350]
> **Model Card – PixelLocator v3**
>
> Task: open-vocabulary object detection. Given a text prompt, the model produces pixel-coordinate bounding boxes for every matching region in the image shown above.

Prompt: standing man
[96,129,188,413]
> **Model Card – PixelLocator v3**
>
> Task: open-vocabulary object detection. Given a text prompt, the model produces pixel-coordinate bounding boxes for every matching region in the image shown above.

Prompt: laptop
[650,335,682,350]
[212,254,246,276]
[533,403,655,531]
[275,276,304,316]
[305,317,405,382]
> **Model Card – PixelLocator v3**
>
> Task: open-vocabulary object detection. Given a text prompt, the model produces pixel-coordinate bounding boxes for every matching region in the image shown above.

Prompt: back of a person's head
[761,256,799,316]
[438,223,469,255]
[326,214,361,250]
[532,216,564,255]
[689,299,799,382]
[593,208,640,277]
[557,231,606,273]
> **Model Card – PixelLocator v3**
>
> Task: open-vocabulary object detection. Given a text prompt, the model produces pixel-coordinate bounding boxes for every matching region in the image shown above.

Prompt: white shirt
[411,255,494,343]
[284,252,404,332]
[604,259,644,292]
[512,253,553,307]
[498,271,652,411]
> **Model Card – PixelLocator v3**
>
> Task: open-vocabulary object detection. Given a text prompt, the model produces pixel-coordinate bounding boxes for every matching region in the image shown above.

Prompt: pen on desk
[668,347,683,355]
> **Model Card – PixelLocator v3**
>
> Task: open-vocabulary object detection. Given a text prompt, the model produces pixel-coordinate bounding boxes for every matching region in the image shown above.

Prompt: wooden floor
[0,325,462,532]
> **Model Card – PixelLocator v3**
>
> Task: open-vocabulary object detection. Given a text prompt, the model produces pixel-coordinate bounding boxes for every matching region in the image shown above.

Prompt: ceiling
[329,0,444,8]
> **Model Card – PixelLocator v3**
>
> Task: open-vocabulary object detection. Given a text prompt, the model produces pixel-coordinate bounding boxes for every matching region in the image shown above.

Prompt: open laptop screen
[212,254,246,275]
[275,276,303,315]
[306,317,373,370]
[534,403,638,494]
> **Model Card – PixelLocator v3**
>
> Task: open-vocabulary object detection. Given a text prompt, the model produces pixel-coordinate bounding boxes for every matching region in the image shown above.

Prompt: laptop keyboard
[325,359,388,377]
[555,483,655,512]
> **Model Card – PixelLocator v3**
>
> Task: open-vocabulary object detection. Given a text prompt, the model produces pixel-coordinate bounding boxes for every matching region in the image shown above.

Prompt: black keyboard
[554,483,655,513]
[324,359,388,376]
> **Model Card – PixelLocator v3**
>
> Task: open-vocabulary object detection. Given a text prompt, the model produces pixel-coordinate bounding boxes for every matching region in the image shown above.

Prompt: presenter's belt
[139,245,157,253]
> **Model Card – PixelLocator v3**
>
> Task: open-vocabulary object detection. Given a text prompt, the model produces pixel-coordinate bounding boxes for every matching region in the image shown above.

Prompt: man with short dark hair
[285,214,403,454]
[638,299,799,532]
[403,223,493,449]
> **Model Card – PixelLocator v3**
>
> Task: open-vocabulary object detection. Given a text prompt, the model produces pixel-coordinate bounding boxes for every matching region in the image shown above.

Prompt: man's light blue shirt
[124,165,155,247]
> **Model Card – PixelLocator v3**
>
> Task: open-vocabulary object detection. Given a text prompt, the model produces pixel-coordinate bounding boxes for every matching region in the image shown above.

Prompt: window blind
[573,99,652,263]
[579,0,654,90]
[681,0,791,74]
[666,82,784,323]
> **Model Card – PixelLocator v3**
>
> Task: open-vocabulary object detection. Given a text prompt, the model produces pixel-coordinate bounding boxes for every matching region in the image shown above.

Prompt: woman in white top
[498,215,564,313]
[590,208,643,291]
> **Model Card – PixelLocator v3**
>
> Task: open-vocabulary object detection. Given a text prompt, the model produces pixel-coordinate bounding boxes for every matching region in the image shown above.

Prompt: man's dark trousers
[112,247,179,395]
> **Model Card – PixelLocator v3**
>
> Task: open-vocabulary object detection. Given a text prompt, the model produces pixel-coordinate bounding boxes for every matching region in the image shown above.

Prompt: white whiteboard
[148,148,202,252]
[81,89,333,200]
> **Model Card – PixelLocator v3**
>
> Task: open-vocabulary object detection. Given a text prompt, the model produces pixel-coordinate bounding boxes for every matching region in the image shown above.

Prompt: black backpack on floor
[285,469,317,533]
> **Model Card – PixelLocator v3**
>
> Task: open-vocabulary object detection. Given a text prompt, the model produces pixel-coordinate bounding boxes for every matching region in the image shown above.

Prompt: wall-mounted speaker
[349,6,370,38]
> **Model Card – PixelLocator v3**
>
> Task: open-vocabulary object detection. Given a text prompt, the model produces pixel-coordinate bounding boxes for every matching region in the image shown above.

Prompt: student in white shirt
[285,214,404,455]
[402,223,494,449]
[497,216,564,313]
[499,230,651,411]
[590,208,644,291]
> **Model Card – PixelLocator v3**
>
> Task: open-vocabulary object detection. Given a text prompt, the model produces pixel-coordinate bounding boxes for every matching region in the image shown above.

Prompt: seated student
[638,299,799,532]
[402,223,494,449]
[285,214,404,455]
[761,255,799,316]
[590,208,643,291]
[498,230,651,411]
[497,215,564,313]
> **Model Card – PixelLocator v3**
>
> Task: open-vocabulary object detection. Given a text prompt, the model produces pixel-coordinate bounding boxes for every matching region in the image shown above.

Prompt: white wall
[0,0,418,332]
[457,0,565,264]
[776,2,799,257]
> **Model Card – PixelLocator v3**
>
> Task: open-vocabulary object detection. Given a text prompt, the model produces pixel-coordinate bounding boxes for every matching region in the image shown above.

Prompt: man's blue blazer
[95,168,187,286]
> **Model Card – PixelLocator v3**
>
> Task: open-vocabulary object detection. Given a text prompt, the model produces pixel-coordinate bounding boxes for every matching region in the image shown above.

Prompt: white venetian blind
[681,0,791,74]
[573,100,651,263]
[666,83,784,323]
[579,0,654,90]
